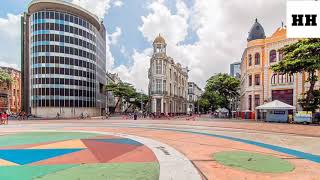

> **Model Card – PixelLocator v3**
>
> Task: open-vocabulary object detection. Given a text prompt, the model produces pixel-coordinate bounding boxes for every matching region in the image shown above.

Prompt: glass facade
[29,10,106,109]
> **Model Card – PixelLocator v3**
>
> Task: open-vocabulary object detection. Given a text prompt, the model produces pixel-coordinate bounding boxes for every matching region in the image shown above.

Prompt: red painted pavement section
[82,140,138,163]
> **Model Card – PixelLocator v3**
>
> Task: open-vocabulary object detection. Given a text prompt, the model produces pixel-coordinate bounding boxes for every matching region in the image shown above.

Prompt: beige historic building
[240,19,303,119]
[148,35,188,115]
[187,82,203,114]
[0,67,21,113]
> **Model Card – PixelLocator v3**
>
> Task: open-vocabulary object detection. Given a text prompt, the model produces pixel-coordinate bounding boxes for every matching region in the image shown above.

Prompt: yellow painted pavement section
[0,159,18,166]
[28,139,87,149]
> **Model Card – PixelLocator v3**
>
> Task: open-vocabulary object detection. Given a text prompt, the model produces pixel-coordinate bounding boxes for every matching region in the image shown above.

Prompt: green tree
[271,38,320,112]
[205,73,240,116]
[105,82,136,110]
[131,92,149,112]
[0,70,12,88]
[105,82,149,112]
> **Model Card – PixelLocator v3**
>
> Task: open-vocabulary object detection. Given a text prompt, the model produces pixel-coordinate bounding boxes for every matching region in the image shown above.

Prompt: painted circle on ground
[0,132,159,180]
[213,151,295,173]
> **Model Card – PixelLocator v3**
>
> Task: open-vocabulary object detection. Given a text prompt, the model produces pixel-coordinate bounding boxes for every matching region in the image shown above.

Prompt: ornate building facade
[0,67,21,113]
[240,19,302,118]
[148,35,188,115]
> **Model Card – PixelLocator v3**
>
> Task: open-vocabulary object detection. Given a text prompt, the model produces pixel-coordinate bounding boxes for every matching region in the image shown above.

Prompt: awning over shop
[256,100,295,110]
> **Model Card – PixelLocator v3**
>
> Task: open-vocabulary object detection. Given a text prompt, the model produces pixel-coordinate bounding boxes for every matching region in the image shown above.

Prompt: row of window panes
[32,88,94,97]
[32,67,95,79]
[33,11,93,31]
[248,74,260,86]
[32,56,95,70]
[32,45,95,61]
[32,34,96,52]
[248,95,260,110]
[33,78,94,87]
[248,53,260,66]
[32,100,95,108]
[32,23,96,42]
[271,74,294,84]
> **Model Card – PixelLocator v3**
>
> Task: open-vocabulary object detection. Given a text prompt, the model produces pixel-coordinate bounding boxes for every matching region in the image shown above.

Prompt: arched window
[248,54,252,66]
[271,74,277,85]
[255,53,260,65]
[269,50,277,63]
[279,51,284,61]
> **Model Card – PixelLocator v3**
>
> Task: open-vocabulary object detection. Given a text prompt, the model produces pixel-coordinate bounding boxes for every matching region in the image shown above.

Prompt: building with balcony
[240,19,301,119]
[187,82,203,114]
[0,67,21,113]
[21,0,106,118]
[148,35,189,115]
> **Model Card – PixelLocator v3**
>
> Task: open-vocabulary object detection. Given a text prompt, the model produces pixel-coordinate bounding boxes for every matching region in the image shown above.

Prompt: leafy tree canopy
[272,38,320,112]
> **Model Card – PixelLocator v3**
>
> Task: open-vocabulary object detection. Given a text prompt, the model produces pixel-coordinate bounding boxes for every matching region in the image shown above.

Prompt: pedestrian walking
[0,113,3,125]
[2,112,8,125]
[133,112,138,120]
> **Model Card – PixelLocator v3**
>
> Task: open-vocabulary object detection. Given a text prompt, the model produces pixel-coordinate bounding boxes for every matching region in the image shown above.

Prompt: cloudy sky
[0,0,289,92]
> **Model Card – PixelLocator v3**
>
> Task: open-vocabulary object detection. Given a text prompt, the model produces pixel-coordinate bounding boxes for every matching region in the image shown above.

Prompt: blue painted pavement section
[0,149,84,165]
[94,138,143,146]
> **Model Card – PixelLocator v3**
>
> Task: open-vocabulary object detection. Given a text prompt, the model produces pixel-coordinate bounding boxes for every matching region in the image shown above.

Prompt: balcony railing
[150,91,168,96]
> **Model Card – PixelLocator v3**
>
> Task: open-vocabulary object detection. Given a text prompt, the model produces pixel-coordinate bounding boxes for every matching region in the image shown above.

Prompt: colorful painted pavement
[0,132,159,180]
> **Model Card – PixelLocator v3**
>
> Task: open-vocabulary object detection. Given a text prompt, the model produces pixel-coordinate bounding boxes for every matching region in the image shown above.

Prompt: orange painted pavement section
[28,139,87,149]
[30,149,100,165]
[0,159,18,166]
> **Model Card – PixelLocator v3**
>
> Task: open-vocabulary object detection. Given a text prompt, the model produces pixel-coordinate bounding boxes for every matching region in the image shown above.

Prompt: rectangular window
[249,75,252,86]
[254,95,260,107]
[248,95,252,111]
[255,74,260,86]
[156,60,162,74]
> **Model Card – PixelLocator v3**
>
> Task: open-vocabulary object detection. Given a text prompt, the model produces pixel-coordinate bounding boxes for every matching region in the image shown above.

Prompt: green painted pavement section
[36,163,160,180]
[213,151,295,173]
[0,132,101,147]
[0,164,77,180]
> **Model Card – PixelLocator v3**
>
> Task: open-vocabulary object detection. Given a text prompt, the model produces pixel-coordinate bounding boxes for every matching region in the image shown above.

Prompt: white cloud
[139,0,188,45]
[112,48,153,93]
[0,14,21,70]
[113,0,124,7]
[109,27,122,45]
[0,60,19,70]
[71,0,113,19]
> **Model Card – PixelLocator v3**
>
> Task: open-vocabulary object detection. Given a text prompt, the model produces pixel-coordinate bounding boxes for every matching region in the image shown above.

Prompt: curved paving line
[16,130,202,180]
[96,124,320,164]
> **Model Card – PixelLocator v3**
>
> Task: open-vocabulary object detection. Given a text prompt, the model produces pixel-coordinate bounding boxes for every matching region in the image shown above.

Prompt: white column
[153,98,156,113]
[161,98,164,113]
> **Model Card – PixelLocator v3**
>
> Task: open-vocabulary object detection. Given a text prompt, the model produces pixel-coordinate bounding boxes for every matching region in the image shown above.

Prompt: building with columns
[148,35,189,115]
[240,19,302,119]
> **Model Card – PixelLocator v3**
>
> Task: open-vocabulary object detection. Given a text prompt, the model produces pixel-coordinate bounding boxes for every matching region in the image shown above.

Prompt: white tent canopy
[217,108,229,113]
[256,100,295,110]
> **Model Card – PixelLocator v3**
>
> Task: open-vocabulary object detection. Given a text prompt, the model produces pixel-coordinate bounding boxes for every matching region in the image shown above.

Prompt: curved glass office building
[22,0,106,118]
